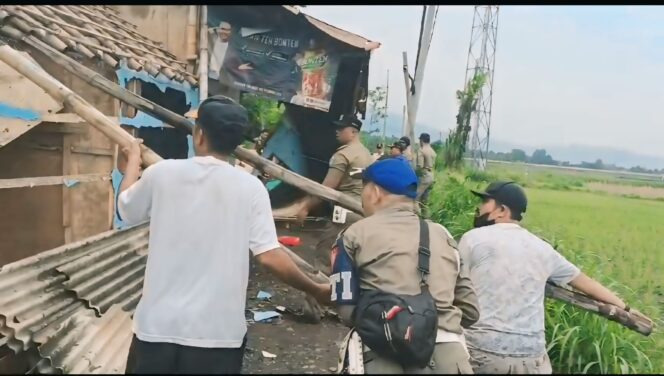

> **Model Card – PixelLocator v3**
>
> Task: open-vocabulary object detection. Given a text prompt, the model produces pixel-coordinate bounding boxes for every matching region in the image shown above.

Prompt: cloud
[303,6,664,159]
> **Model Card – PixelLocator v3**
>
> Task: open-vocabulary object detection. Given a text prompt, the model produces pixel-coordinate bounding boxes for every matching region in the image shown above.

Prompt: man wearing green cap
[332,157,479,374]
[459,181,631,374]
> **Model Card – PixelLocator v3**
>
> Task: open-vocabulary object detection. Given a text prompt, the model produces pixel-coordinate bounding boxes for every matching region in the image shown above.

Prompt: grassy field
[428,164,663,374]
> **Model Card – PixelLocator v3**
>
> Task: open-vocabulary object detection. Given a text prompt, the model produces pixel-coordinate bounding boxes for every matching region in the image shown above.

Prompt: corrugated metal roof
[302,14,380,51]
[33,305,133,374]
[55,231,147,315]
[281,5,381,51]
[0,224,148,372]
[0,5,197,86]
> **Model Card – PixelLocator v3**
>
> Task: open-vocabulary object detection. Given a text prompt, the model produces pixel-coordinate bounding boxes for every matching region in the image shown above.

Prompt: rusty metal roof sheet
[55,232,147,315]
[0,224,148,372]
[33,305,133,374]
[0,5,197,86]
[282,6,381,51]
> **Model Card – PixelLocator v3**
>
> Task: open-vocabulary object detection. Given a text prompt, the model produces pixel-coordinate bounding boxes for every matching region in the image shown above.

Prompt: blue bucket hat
[362,157,418,199]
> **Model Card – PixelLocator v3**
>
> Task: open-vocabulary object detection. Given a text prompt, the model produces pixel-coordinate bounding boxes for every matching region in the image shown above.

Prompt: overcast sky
[303,6,664,158]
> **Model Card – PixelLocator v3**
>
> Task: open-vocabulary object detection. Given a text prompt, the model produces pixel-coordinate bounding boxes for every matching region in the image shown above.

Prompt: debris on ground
[261,350,277,359]
[243,226,348,374]
[253,310,281,323]
[257,290,272,301]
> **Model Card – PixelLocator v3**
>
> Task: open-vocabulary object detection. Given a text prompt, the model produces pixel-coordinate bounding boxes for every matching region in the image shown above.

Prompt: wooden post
[545,284,652,336]
[20,35,193,133]
[186,5,199,61]
[199,5,208,101]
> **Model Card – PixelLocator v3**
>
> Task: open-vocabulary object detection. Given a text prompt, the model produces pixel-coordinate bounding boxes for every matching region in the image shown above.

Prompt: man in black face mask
[471,181,528,228]
[458,181,632,374]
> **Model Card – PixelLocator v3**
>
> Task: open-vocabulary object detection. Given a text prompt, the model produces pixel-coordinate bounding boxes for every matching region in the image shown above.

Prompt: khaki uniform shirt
[336,202,480,334]
[403,146,416,170]
[417,144,437,172]
[329,141,373,199]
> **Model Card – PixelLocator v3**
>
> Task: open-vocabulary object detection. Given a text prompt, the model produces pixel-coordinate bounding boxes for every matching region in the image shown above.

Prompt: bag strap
[417,218,431,287]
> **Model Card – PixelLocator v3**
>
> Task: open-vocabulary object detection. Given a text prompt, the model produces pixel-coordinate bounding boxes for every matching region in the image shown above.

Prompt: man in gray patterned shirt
[458,181,629,374]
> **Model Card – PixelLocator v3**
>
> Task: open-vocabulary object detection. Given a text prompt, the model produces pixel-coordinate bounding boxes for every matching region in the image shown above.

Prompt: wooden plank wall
[0,51,119,265]
[111,5,192,64]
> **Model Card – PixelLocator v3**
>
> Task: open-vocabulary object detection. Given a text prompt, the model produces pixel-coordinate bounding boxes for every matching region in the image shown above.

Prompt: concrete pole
[404,5,438,146]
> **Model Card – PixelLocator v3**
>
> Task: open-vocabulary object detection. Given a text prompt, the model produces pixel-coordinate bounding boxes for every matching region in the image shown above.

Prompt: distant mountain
[362,112,444,141]
[490,140,664,170]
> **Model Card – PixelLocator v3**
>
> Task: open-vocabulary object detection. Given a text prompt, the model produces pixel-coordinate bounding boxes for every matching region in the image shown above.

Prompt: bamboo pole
[0,43,651,336]
[0,174,111,190]
[186,5,199,61]
[12,35,365,214]
[545,284,652,336]
[0,43,162,166]
[18,34,195,133]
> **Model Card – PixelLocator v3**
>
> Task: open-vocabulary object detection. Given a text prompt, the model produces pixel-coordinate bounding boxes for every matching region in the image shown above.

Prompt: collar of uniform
[372,201,418,216]
[336,140,362,152]
[191,156,230,166]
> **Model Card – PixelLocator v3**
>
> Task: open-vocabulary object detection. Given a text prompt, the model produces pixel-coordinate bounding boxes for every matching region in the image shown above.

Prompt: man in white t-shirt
[118,95,330,374]
[458,181,630,374]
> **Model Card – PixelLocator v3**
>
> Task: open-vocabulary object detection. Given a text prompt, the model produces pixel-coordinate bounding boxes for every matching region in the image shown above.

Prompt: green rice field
[428,163,664,373]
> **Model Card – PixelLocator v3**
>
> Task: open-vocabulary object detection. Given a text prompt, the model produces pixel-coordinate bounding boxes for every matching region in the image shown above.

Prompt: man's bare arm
[569,272,627,309]
[255,247,331,305]
[119,139,143,194]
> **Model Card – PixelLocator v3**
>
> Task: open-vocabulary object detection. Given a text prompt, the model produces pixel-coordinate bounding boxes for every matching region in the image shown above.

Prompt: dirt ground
[242,220,348,374]
[586,182,664,199]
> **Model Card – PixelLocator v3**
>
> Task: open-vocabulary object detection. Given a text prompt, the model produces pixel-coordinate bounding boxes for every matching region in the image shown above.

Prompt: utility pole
[465,6,499,171]
[382,69,389,147]
[401,104,407,136]
[403,5,438,148]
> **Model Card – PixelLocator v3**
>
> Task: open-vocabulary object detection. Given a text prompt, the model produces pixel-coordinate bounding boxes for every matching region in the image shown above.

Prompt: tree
[442,72,487,169]
[511,149,527,162]
[530,149,555,165]
[239,93,285,137]
[367,86,388,127]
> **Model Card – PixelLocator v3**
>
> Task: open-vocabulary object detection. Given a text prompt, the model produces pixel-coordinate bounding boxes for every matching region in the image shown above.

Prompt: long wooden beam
[0,174,110,189]
[17,34,364,215]
[0,43,651,336]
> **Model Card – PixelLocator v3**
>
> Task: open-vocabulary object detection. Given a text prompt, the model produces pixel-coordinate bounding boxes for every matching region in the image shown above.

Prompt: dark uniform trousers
[125,334,247,374]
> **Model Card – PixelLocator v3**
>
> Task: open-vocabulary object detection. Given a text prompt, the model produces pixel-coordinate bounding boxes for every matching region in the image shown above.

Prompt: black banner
[207,20,340,112]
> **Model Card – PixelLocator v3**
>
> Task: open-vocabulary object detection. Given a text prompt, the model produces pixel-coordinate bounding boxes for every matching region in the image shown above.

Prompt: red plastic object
[278,236,302,247]
[385,305,404,320]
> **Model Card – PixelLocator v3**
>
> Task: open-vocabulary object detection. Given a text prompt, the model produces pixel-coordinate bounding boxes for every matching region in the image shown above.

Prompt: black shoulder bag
[352,219,438,368]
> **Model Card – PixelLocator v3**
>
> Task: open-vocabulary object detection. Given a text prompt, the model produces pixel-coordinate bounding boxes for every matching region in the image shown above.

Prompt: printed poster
[207,20,340,112]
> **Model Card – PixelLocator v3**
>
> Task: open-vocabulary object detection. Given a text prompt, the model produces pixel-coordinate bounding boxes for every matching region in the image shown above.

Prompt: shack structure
[0,5,379,263]
[114,5,380,211]
[0,5,378,373]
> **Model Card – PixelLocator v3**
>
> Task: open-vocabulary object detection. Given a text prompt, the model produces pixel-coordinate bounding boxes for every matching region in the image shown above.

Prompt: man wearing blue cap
[332,157,479,374]
[117,96,330,374]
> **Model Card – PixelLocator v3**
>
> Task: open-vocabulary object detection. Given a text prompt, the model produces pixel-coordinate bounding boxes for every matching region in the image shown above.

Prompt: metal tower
[464,6,499,171]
